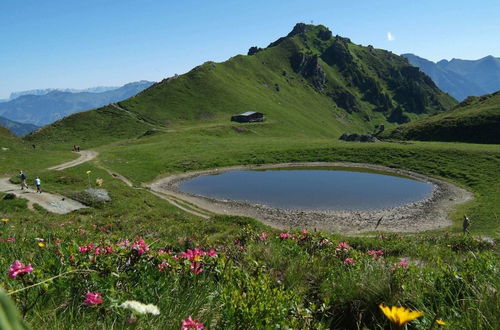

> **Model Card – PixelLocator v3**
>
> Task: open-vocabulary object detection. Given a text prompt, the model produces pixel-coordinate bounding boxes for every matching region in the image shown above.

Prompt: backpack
[20,173,26,180]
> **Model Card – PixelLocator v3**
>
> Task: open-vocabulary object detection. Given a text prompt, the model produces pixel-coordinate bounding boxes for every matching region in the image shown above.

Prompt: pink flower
[158,249,166,255]
[105,246,113,254]
[181,316,205,330]
[7,237,15,242]
[84,291,103,306]
[7,260,33,279]
[132,239,149,255]
[337,242,350,250]
[158,262,170,272]
[206,248,217,257]
[78,245,89,253]
[367,250,384,259]
[190,263,203,274]
[279,232,294,240]
[260,232,267,241]
[398,260,409,268]
[118,240,131,247]
[344,258,355,265]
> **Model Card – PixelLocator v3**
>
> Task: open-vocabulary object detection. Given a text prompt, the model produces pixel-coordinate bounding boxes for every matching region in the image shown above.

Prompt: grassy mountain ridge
[27,24,456,148]
[381,91,500,143]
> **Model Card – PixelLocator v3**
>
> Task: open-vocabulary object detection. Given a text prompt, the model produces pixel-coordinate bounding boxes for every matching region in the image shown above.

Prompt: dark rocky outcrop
[291,53,326,90]
[327,90,360,113]
[339,133,379,142]
[247,46,263,56]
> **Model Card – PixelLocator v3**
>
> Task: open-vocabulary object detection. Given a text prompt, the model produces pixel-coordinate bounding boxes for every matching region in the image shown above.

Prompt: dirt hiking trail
[47,150,98,170]
[0,151,99,214]
[0,178,87,214]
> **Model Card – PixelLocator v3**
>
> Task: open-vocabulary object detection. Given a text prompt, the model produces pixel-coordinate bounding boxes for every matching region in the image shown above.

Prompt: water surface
[179,168,433,211]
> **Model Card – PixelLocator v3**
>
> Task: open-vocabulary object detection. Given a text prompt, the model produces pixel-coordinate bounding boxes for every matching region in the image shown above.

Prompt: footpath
[0,151,98,214]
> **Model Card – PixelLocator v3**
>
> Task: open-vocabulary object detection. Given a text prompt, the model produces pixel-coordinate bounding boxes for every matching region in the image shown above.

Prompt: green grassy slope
[381,91,500,143]
[26,24,456,148]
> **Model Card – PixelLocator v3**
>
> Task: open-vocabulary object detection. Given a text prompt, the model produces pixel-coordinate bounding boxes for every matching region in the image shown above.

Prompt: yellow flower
[38,242,46,247]
[379,304,424,326]
[86,170,91,174]
[1,218,9,223]
[436,319,446,326]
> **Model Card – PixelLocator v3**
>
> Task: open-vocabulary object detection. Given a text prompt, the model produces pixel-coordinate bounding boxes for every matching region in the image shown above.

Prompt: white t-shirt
[35,178,41,186]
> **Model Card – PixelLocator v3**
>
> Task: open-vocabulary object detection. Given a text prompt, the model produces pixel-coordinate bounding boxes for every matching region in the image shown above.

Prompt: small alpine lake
[178,167,434,211]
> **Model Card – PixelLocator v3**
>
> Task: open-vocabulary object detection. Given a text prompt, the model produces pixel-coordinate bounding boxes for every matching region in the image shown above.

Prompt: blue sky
[1,0,499,98]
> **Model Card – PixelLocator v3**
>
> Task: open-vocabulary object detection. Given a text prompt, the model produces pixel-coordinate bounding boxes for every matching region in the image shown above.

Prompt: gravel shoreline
[147,162,473,233]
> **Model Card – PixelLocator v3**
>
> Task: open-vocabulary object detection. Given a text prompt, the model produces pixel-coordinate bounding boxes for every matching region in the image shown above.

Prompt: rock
[247,46,263,56]
[3,193,16,200]
[339,133,379,142]
[83,188,111,203]
[291,53,326,91]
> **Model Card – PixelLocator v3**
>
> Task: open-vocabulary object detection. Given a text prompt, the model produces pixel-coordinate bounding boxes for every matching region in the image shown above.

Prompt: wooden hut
[230,111,265,123]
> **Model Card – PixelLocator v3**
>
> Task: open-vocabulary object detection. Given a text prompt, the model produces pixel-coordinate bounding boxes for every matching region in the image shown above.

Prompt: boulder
[339,133,379,142]
[83,188,111,203]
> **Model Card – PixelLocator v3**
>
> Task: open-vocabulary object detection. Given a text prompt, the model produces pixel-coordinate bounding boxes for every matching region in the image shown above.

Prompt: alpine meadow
[0,16,499,330]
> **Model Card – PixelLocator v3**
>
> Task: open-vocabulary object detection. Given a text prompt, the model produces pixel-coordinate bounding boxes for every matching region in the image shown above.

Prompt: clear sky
[1,0,499,98]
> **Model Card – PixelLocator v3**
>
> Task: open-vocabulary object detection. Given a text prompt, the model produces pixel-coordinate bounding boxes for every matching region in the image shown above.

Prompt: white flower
[120,300,160,315]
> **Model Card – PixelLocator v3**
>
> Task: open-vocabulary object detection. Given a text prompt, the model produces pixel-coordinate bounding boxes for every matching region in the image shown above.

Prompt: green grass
[1,23,497,329]
[26,24,455,149]
[382,91,500,143]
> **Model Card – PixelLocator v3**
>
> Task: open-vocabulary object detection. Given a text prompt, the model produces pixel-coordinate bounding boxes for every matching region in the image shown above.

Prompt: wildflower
[118,240,131,247]
[398,260,409,268]
[206,248,217,257]
[1,218,9,223]
[337,242,350,250]
[84,291,103,306]
[95,178,103,187]
[86,170,91,174]
[181,316,205,330]
[344,258,355,264]
[132,239,149,255]
[120,300,160,315]
[38,242,46,248]
[260,232,267,241]
[279,232,294,240]
[190,263,203,274]
[105,246,113,254]
[7,260,34,279]
[367,249,384,259]
[436,319,446,326]
[7,237,15,242]
[379,304,424,327]
[158,262,170,272]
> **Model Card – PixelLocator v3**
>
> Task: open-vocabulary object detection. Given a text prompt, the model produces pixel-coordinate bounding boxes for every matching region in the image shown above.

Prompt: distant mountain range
[402,54,500,101]
[0,116,39,136]
[0,80,154,127]
[0,86,121,103]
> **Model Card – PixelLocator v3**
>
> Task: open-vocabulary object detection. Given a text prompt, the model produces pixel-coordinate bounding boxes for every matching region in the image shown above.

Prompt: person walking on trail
[19,171,28,190]
[463,215,471,234]
[34,176,42,194]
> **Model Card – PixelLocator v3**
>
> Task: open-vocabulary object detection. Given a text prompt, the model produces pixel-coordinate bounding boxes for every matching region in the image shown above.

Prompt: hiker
[34,176,42,194]
[73,145,80,152]
[19,171,28,190]
[463,215,471,234]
